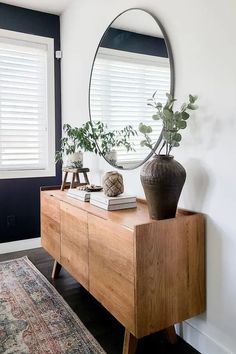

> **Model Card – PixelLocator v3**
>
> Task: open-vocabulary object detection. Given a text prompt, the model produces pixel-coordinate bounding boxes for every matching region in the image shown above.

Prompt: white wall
[61,0,236,353]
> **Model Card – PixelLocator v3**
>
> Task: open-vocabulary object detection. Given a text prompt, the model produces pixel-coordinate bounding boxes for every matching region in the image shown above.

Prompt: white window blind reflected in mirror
[0,31,55,177]
[90,48,170,167]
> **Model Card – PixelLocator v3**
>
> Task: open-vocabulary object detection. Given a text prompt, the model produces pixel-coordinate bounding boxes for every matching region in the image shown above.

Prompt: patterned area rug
[0,257,106,354]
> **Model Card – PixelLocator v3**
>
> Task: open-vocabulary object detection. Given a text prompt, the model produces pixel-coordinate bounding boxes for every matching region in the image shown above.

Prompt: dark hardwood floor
[0,248,201,354]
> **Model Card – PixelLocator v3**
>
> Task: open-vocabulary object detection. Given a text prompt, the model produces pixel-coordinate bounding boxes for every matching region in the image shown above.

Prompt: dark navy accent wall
[100,28,168,58]
[0,4,61,243]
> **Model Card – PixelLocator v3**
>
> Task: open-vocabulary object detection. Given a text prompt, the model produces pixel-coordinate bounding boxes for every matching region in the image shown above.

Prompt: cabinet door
[88,214,135,334]
[41,193,61,261]
[61,202,89,289]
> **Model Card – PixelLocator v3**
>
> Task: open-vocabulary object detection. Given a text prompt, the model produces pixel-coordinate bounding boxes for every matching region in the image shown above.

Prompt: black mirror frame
[88,8,175,170]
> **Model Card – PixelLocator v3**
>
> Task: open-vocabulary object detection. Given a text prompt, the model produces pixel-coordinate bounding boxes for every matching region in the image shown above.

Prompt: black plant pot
[140,155,186,220]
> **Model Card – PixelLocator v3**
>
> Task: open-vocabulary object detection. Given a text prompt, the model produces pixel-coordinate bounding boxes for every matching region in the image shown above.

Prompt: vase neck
[154,154,174,161]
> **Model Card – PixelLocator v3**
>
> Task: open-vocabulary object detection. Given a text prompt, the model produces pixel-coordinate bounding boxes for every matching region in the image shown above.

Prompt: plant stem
[158,141,166,155]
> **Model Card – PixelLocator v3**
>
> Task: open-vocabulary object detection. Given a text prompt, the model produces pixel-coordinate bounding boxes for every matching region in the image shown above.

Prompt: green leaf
[178,120,187,129]
[174,112,182,121]
[172,133,182,142]
[172,142,180,147]
[182,112,190,120]
[189,94,198,103]
[163,108,173,120]
[152,113,161,120]
[165,93,177,110]
[189,94,195,103]
[152,90,157,98]
[140,140,147,147]
[139,123,152,134]
[181,103,187,111]
[138,123,145,133]
[187,103,198,110]
[166,92,171,99]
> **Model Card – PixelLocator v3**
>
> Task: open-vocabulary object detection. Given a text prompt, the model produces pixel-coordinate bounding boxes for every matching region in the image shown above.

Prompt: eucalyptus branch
[158,141,166,155]
[139,92,199,156]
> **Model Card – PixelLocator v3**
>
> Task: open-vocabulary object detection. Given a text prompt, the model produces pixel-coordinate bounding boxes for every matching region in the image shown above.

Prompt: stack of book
[90,192,137,210]
[67,188,90,202]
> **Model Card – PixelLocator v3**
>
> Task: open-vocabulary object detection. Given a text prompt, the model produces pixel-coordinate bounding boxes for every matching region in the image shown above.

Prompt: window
[0,29,55,179]
[90,47,170,166]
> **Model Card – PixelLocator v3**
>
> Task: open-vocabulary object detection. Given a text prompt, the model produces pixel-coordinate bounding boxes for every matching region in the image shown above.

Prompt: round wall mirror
[89,8,174,169]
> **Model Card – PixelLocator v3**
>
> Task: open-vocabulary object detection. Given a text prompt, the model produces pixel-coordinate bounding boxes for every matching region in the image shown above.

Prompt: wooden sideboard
[40,188,205,354]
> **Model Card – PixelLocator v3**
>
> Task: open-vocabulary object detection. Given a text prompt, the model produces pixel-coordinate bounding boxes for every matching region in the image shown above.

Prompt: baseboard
[176,321,232,354]
[0,238,41,254]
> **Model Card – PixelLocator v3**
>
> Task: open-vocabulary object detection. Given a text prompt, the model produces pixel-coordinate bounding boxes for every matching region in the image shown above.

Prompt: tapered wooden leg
[61,172,68,191]
[75,173,81,184]
[83,172,90,184]
[166,325,178,344]
[52,260,62,279]
[122,329,138,354]
[71,173,76,188]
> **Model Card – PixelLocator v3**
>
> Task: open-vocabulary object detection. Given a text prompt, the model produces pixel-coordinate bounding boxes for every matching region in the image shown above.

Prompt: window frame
[0,28,55,179]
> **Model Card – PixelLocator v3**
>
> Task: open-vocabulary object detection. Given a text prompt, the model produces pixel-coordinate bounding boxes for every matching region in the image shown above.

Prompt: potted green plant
[139,92,198,220]
[55,124,84,168]
[56,121,137,167]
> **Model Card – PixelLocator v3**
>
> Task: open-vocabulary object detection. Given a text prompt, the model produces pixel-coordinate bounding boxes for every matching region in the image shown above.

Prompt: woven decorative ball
[102,171,124,197]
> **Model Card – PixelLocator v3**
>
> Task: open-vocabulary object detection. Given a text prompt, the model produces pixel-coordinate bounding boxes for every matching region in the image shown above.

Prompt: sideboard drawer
[41,193,60,223]
[88,214,135,334]
[41,193,61,261]
[61,202,89,289]
[41,213,60,261]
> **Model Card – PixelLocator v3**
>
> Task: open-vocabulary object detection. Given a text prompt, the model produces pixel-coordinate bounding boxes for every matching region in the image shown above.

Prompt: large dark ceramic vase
[140,155,186,220]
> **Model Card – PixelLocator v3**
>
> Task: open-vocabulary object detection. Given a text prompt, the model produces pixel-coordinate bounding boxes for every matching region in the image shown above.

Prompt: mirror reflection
[89,9,173,169]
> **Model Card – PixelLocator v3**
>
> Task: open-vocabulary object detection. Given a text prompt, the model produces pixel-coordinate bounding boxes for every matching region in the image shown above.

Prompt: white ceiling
[0,0,73,15]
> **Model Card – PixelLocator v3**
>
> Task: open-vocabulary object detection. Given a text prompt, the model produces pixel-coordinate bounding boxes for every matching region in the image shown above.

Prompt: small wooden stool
[61,167,90,191]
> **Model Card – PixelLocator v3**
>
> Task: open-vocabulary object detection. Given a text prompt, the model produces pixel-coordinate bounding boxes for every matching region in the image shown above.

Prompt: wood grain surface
[41,193,61,261]
[42,190,153,229]
[60,201,89,289]
[122,330,138,354]
[40,188,205,353]
[135,213,205,337]
[88,214,135,333]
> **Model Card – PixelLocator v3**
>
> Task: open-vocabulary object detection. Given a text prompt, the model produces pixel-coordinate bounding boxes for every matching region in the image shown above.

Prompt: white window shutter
[0,37,48,171]
[90,48,171,165]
